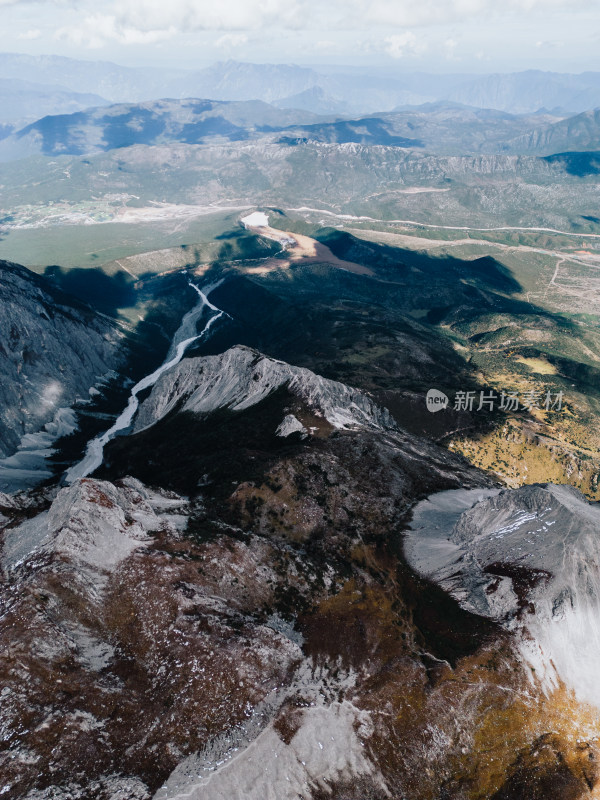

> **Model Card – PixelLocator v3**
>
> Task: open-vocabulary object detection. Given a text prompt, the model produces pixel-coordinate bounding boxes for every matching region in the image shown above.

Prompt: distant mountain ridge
[447,69,600,114]
[507,107,600,154]
[0,95,585,161]
[274,85,351,115]
[3,53,600,116]
[0,78,108,126]
[0,52,183,104]
[276,103,565,154]
[0,98,327,160]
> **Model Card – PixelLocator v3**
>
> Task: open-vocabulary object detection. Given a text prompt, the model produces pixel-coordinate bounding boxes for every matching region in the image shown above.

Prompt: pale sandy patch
[244,226,374,276]
[396,187,451,194]
[113,202,248,224]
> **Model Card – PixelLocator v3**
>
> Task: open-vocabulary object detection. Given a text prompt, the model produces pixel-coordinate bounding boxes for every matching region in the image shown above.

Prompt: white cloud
[52,0,307,48]
[444,37,458,58]
[535,38,565,47]
[215,32,249,50]
[383,31,426,58]
[323,0,595,28]
[104,0,309,34]
[17,27,41,39]
[21,0,599,47]
[1,0,598,69]
[314,39,338,50]
[57,13,176,48]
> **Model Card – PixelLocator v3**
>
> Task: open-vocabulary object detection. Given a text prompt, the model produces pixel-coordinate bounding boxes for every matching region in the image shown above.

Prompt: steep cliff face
[0,259,123,458]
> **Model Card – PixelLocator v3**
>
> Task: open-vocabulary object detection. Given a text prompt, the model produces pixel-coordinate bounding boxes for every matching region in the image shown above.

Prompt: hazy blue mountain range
[0,98,326,160]
[171,60,322,106]
[273,85,352,115]
[507,107,600,154]
[171,62,475,114]
[1,95,595,161]
[0,52,184,104]
[183,63,600,116]
[446,69,600,114]
[170,64,600,115]
[0,77,108,126]
[3,53,600,116]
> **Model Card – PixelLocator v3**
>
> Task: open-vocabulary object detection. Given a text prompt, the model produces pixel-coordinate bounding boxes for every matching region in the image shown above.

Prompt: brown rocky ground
[2,397,599,798]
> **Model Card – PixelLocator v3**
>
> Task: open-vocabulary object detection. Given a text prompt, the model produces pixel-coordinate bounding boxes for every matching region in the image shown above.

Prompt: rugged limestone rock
[275,413,308,438]
[0,259,122,458]
[2,477,164,579]
[405,482,600,708]
[0,476,302,795]
[133,345,396,435]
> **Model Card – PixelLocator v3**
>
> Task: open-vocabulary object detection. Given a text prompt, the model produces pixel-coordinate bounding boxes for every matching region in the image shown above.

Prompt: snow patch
[0,407,78,493]
[241,212,269,228]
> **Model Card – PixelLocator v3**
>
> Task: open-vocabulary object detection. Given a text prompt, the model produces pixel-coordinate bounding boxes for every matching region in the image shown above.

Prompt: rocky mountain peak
[133,344,397,435]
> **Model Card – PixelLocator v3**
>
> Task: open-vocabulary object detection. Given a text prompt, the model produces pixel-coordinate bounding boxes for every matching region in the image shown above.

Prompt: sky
[1,0,600,73]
